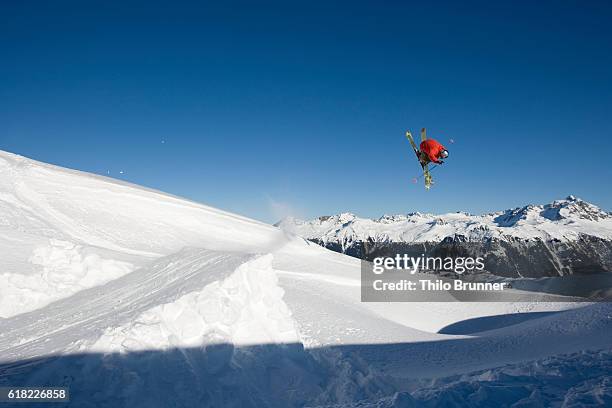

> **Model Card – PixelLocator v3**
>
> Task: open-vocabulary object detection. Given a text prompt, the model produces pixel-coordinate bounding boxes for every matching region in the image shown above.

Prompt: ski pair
[406,128,432,189]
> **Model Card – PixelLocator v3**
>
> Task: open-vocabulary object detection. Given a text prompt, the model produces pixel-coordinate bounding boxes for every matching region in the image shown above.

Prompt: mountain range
[277,196,612,277]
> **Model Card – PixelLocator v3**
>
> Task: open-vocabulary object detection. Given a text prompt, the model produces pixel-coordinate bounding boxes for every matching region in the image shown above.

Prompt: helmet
[440,150,449,159]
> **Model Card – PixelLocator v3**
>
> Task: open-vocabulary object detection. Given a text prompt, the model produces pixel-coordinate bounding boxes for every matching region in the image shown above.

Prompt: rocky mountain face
[277,196,612,278]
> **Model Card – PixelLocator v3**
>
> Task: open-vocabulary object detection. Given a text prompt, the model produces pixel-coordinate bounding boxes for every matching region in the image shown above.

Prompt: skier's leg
[418,151,429,167]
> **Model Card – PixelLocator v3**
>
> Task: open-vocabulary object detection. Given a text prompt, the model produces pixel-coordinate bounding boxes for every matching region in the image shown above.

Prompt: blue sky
[1,1,611,223]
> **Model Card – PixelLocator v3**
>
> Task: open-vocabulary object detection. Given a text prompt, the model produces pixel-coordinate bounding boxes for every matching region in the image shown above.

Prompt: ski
[405,131,419,156]
[423,164,433,189]
[406,130,433,189]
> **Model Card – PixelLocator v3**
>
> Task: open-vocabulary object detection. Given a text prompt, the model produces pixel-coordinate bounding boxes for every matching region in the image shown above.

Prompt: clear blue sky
[1,1,611,223]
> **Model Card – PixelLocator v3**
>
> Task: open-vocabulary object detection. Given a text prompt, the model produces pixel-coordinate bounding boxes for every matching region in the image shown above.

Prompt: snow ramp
[0,248,294,363]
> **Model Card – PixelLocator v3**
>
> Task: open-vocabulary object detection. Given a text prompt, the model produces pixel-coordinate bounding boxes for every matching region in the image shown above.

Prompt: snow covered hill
[277,197,612,277]
[0,149,610,407]
[0,149,289,318]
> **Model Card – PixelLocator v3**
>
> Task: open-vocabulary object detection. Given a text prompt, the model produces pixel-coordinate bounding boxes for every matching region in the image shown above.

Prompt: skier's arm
[431,147,446,164]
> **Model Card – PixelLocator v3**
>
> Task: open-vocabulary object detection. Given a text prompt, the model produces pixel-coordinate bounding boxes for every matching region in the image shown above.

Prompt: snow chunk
[0,239,134,318]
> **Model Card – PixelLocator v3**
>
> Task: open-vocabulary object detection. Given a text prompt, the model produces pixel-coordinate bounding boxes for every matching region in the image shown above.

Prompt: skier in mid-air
[405,128,450,189]
[418,138,449,166]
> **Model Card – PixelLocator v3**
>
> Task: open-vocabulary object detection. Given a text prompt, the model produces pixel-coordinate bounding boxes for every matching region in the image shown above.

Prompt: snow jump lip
[0,248,259,364]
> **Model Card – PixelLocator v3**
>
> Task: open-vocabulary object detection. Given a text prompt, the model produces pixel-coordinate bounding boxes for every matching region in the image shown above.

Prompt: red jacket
[420,139,446,164]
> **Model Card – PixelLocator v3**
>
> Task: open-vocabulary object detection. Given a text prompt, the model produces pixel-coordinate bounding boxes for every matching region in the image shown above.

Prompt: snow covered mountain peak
[378,214,409,224]
[328,212,358,225]
[551,195,611,221]
[493,196,611,227]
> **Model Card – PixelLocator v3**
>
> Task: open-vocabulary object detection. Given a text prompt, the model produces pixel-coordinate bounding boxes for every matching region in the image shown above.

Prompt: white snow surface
[0,149,610,407]
[277,196,612,249]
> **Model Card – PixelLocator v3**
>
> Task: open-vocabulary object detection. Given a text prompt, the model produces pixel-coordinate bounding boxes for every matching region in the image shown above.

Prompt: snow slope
[0,149,610,407]
[0,149,288,318]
